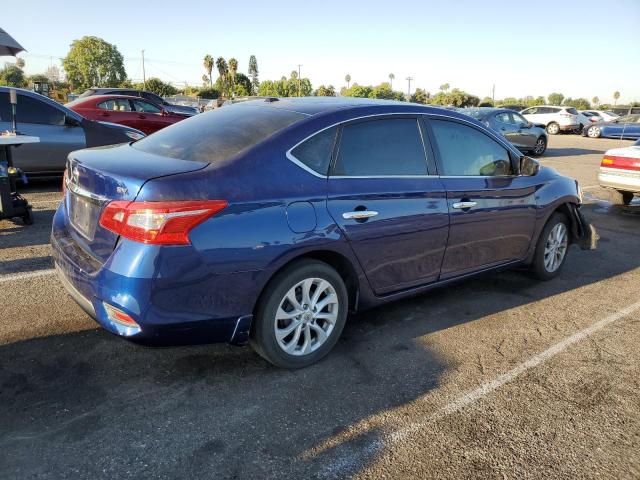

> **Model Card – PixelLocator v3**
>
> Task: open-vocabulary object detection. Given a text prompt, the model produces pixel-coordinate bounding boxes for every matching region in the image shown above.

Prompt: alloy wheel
[587,126,601,138]
[533,137,546,155]
[274,277,339,356]
[547,123,559,135]
[544,223,568,273]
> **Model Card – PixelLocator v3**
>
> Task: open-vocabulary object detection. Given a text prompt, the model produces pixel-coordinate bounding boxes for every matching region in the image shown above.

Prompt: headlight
[125,131,145,140]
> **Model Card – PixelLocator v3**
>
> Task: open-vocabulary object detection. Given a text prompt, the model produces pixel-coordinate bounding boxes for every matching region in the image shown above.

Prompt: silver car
[459,107,548,156]
[0,87,145,176]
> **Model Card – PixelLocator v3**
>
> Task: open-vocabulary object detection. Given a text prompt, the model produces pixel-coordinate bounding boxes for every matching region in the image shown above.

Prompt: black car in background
[460,107,548,156]
[76,88,199,116]
[0,87,145,176]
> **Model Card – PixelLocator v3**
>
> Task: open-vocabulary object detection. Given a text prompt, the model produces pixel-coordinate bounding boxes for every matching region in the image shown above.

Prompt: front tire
[587,125,602,138]
[530,212,570,280]
[546,122,560,135]
[530,136,547,157]
[250,260,348,368]
[610,190,634,206]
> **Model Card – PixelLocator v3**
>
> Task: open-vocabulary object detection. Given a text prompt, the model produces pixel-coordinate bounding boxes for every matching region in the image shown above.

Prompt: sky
[5,0,640,103]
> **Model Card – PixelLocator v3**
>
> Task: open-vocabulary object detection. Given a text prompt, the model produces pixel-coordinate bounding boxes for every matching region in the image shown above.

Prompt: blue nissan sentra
[52,97,596,368]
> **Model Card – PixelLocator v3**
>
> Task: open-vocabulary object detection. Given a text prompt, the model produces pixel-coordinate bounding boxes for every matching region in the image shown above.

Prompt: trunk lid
[64,143,208,263]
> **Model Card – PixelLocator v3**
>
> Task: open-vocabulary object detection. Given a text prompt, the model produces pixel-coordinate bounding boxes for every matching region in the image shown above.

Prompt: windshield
[132,103,306,162]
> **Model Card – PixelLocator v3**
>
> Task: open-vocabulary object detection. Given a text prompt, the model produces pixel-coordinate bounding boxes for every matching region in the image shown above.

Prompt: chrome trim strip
[65,177,109,203]
[285,110,522,179]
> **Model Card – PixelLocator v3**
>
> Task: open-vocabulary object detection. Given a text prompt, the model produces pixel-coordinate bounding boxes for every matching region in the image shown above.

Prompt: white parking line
[0,268,56,284]
[320,300,640,477]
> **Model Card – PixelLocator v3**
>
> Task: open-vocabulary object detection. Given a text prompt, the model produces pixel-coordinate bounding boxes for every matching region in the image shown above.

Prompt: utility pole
[141,49,146,90]
[297,64,302,97]
[492,84,495,105]
[406,76,413,98]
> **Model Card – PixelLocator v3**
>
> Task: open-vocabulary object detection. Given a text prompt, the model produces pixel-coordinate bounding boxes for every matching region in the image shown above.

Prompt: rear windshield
[565,108,578,114]
[132,104,306,162]
[78,89,98,99]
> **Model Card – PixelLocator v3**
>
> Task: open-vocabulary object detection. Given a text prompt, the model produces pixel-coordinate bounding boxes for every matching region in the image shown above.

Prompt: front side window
[133,100,161,113]
[15,94,65,125]
[333,118,427,176]
[290,126,337,175]
[430,119,512,176]
[511,112,528,125]
[98,99,132,112]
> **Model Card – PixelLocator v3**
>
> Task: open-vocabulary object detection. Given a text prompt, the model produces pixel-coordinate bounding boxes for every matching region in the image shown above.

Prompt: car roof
[232,96,471,119]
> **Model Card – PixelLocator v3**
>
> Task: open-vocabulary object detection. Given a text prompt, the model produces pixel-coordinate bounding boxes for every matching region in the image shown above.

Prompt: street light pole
[406,76,413,98]
[297,64,302,97]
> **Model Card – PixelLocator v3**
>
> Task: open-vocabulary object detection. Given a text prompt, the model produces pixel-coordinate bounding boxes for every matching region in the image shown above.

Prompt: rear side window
[290,126,337,175]
[565,108,578,115]
[333,118,427,176]
[133,104,305,162]
[98,99,132,111]
[15,94,65,125]
[430,120,512,176]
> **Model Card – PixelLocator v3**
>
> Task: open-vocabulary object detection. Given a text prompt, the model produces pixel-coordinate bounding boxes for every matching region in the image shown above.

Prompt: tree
[0,64,26,87]
[216,57,228,97]
[592,96,599,107]
[388,73,395,90]
[410,88,429,104]
[198,87,219,99]
[62,36,126,90]
[369,82,404,101]
[248,55,259,95]
[439,83,450,92]
[345,74,351,89]
[613,91,620,106]
[16,58,25,69]
[314,85,336,96]
[547,92,564,106]
[257,72,313,97]
[135,77,177,97]
[203,55,214,87]
[228,58,238,95]
[563,97,590,110]
[478,96,494,107]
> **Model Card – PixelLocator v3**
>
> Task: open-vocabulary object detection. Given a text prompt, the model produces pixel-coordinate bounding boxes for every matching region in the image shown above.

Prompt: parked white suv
[521,106,580,135]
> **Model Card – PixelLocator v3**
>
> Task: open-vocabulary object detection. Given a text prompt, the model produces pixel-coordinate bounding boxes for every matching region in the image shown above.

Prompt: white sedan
[598,139,640,205]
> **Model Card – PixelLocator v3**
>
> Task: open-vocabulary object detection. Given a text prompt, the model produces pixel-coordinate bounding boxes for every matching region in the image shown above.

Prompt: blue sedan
[583,114,640,139]
[51,98,596,368]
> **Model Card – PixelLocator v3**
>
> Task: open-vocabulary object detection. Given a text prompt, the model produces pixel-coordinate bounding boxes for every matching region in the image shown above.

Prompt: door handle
[100,112,110,116]
[342,210,379,220]
[138,114,146,119]
[452,201,478,210]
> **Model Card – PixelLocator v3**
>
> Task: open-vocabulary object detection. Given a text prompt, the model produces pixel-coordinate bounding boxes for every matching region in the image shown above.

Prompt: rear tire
[530,212,570,281]
[546,122,560,135]
[610,190,634,206]
[250,260,348,369]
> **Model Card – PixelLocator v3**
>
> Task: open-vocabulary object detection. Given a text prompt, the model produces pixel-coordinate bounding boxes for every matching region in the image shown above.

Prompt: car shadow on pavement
[0,204,638,479]
[544,147,602,157]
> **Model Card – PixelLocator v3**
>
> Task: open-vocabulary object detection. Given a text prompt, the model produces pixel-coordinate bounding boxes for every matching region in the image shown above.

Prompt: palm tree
[439,83,450,92]
[216,57,228,97]
[203,55,214,88]
[345,74,351,89]
[613,91,620,106]
[228,58,238,96]
[592,96,599,107]
[388,73,395,90]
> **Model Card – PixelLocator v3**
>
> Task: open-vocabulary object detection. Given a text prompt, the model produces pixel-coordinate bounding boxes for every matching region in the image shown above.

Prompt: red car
[66,95,186,135]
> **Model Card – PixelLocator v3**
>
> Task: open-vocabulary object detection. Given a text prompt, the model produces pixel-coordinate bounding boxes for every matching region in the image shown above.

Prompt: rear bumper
[559,124,579,131]
[598,169,640,193]
[51,204,256,346]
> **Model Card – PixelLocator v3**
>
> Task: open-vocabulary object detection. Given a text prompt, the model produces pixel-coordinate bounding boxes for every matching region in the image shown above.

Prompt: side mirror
[520,155,540,176]
[64,115,80,127]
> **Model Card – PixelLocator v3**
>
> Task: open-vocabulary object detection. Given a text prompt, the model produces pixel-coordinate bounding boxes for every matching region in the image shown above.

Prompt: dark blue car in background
[52,98,595,368]
[583,113,640,139]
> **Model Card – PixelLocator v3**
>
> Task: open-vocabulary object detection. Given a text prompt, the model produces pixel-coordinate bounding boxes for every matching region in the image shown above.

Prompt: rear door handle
[452,201,478,210]
[342,210,379,220]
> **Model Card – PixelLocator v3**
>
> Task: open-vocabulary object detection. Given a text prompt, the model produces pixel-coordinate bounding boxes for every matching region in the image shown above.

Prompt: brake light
[601,155,640,172]
[99,200,228,245]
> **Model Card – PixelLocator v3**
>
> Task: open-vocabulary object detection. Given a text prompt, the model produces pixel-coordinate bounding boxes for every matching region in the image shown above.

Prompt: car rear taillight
[601,155,640,172]
[99,200,228,245]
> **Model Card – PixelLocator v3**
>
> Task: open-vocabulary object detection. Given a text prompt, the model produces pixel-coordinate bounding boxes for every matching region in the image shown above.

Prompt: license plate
[69,193,98,240]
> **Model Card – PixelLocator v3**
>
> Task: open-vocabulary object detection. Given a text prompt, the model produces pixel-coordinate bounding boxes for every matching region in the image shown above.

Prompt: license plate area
[69,192,100,241]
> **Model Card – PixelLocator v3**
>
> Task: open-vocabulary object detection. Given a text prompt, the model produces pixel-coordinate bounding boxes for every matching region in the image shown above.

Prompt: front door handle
[342,210,379,220]
[452,201,478,210]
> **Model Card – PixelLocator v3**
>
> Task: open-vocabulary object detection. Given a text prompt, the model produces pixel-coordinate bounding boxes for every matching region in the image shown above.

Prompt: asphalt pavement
[1,135,639,479]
